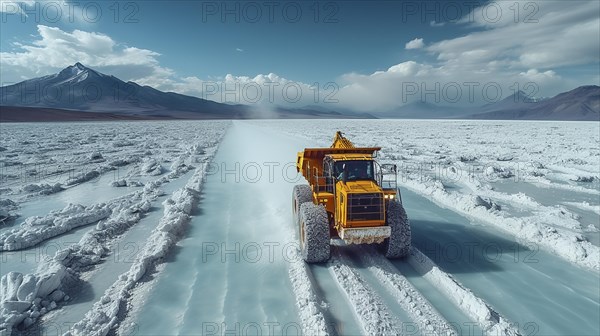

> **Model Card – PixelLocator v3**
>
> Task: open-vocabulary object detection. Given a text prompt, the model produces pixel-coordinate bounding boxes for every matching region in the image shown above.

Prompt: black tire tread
[383,200,411,258]
[299,203,331,263]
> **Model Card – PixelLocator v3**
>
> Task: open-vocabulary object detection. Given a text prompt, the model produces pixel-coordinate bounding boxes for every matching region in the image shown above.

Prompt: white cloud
[164,72,323,107]
[405,38,424,50]
[236,48,244,52]
[0,25,172,85]
[519,69,558,83]
[434,1,600,69]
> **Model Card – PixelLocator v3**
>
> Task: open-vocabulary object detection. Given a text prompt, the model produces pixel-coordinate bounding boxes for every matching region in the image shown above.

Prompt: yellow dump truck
[293,131,411,262]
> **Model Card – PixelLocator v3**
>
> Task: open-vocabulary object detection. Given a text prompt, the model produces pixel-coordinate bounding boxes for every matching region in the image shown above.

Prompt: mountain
[479,90,548,113]
[0,63,365,120]
[371,86,599,121]
[0,63,245,118]
[469,86,599,121]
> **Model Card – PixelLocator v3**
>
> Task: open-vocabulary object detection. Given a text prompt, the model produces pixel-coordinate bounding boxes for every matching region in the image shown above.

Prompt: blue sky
[1,0,599,111]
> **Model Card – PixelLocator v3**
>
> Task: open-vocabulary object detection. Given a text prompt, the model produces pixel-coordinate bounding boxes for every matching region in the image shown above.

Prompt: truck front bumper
[338,226,391,244]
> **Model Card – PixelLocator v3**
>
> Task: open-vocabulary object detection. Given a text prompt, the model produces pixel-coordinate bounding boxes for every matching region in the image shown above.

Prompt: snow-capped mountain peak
[55,62,103,84]
[59,62,85,76]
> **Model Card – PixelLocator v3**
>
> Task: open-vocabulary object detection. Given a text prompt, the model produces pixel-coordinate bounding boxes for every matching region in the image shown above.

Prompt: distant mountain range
[0,63,598,121]
[468,85,599,120]
[374,86,599,121]
[0,63,369,121]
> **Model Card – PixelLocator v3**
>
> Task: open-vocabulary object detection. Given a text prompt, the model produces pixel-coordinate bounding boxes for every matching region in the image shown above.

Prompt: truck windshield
[334,160,374,181]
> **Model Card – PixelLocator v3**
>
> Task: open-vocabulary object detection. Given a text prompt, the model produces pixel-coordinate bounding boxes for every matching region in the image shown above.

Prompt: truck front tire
[382,200,411,258]
[299,203,331,263]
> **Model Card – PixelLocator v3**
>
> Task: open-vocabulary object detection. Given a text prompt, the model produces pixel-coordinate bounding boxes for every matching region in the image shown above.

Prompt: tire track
[356,246,457,336]
[302,242,520,336]
[64,162,210,335]
[287,251,333,336]
[408,247,521,336]
[329,246,400,336]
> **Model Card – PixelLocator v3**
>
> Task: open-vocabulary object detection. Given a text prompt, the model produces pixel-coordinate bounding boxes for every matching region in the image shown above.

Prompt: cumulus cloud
[519,69,558,82]
[164,72,325,107]
[0,25,172,85]
[405,38,425,50]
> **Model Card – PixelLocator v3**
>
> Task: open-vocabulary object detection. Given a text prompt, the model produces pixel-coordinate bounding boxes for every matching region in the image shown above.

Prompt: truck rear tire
[299,203,331,263]
[292,185,313,227]
[382,200,411,258]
